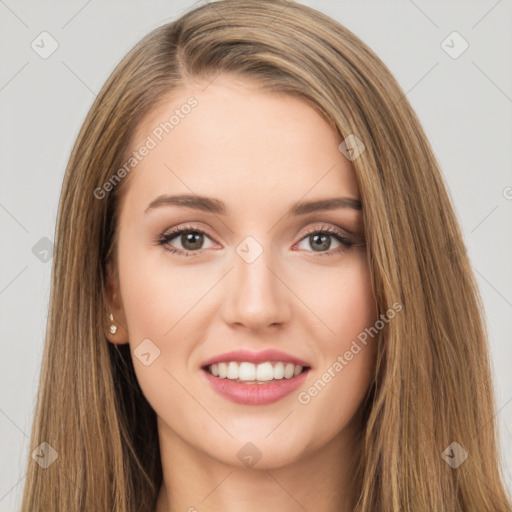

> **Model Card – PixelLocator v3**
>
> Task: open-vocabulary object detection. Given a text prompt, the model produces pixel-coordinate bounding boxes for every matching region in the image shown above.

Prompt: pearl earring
[109,313,117,334]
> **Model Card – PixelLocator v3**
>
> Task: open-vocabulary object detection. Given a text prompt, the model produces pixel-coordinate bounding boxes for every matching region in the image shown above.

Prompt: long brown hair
[21,1,511,510]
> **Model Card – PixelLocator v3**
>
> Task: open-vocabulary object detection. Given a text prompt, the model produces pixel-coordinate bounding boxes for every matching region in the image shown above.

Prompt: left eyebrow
[289,197,362,215]
[144,194,362,215]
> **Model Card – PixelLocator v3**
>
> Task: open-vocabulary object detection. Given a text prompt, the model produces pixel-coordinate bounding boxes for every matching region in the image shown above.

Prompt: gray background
[1,0,511,510]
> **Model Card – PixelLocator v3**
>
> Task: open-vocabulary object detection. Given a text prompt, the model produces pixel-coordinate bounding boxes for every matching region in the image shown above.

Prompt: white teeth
[227,361,239,379]
[218,362,227,378]
[239,362,256,381]
[207,361,305,381]
[284,363,295,379]
[273,362,284,379]
[256,362,274,381]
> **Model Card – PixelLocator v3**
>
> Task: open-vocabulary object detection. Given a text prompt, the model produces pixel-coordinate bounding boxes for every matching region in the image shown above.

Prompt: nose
[221,242,291,332]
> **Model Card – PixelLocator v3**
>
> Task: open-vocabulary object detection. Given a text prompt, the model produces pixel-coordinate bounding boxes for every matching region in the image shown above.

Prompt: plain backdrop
[1,1,511,510]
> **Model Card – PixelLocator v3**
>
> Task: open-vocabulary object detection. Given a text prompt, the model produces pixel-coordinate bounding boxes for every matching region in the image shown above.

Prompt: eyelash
[156,223,356,258]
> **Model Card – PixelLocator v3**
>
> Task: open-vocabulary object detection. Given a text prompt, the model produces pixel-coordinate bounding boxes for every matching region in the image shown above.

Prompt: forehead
[122,75,359,214]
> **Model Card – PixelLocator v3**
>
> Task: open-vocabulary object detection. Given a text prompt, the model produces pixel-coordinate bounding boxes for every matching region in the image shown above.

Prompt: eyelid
[160,223,213,240]
[296,223,349,241]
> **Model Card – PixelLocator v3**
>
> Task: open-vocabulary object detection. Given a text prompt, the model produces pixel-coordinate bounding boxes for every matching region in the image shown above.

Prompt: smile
[201,349,311,405]
[205,361,306,383]
[201,354,311,406]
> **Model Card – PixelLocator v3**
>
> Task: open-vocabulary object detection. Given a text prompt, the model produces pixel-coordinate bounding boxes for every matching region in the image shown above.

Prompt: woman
[20,0,512,510]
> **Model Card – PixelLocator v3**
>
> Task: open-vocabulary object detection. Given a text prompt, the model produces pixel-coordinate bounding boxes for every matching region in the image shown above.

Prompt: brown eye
[180,231,204,251]
[158,225,215,256]
[296,227,354,256]
[308,233,332,252]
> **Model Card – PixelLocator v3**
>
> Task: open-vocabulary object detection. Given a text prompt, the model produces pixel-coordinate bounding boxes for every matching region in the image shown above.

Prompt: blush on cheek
[320,261,376,345]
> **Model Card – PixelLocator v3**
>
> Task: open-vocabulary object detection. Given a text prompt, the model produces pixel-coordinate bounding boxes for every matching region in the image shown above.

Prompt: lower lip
[202,368,309,405]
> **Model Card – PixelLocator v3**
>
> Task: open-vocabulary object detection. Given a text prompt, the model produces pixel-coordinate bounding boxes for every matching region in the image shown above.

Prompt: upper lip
[201,349,311,368]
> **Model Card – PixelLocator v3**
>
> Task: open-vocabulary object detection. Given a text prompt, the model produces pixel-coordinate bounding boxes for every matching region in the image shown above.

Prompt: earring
[109,313,118,334]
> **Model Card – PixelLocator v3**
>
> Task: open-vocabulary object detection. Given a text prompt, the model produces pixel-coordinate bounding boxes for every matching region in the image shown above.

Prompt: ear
[104,260,129,345]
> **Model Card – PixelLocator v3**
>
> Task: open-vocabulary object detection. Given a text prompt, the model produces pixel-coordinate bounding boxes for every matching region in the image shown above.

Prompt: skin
[105,74,378,512]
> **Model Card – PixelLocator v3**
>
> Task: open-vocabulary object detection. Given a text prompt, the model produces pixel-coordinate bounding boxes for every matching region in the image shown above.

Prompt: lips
[200,349,311,405]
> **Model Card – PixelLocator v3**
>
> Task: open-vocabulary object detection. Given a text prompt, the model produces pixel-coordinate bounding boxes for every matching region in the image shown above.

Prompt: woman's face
[107,74,378,469]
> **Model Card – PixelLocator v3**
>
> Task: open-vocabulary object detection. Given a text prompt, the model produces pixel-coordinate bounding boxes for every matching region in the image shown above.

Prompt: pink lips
[201,349,311,406]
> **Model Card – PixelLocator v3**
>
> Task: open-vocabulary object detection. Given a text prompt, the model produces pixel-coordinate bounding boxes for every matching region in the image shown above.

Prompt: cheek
[298,255,377,419]
[330,256,378,380]
[116,245,201,418]
[299,253,376,343]
[117,235,204,340]
[116,233,217,391]
[340,259,376,340]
